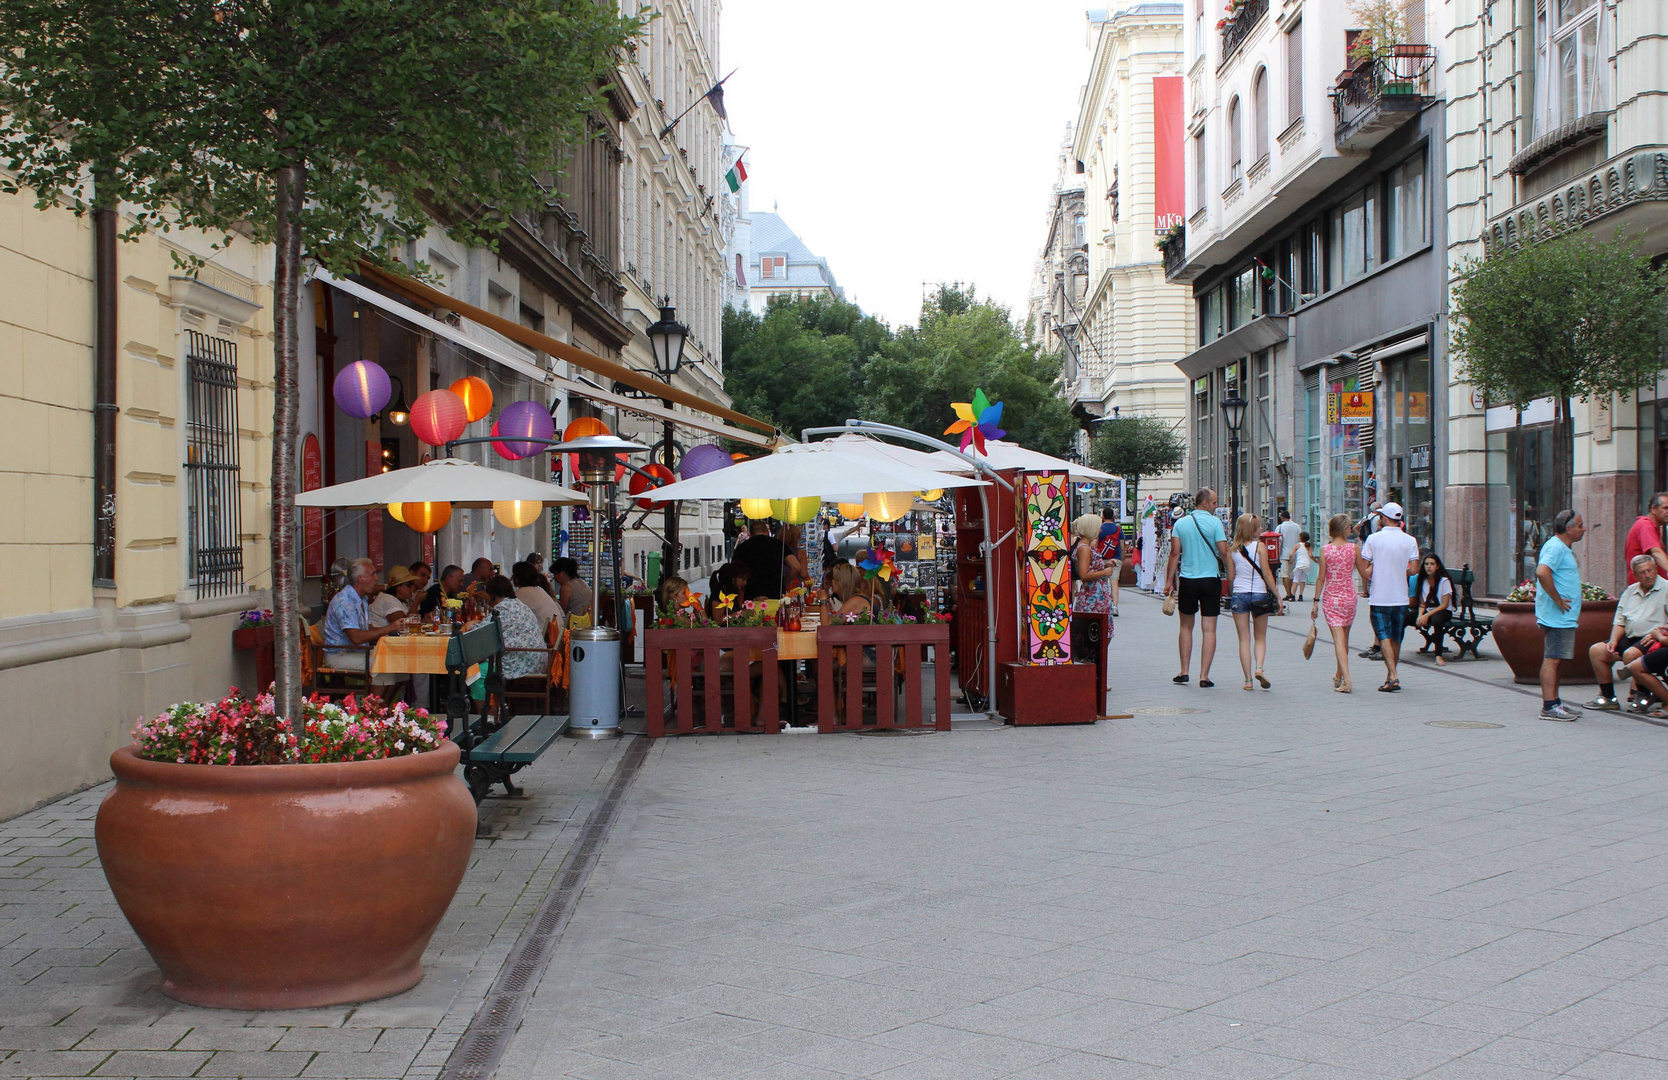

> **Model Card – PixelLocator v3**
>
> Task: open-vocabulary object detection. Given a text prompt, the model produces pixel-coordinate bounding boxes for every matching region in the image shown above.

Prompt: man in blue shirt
[1164,488,1230,688]
[1536,509,1587,721]
[324,558,406,684]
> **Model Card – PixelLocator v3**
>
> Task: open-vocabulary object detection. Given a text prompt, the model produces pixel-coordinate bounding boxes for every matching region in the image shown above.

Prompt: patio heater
[549,433,652,738]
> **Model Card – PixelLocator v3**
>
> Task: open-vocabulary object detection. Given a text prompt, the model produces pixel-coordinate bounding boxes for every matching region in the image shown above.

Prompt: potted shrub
[1491,580,1616,685]
[96,690,475,1009]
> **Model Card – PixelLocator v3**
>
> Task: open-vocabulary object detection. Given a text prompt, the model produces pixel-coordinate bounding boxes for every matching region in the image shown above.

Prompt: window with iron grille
[185,330,244,598]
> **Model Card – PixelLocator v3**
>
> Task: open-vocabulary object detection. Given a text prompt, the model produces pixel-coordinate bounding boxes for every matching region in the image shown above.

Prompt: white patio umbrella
[643,441,984,502]
[924,440,1114,481]
[293,458,588,508]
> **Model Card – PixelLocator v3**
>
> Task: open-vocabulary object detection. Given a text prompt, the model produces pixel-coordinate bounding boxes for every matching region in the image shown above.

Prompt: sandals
[1332,674,1342,689]
[1244,681,1255,691]
[1335,681,1353,693]
[1378,680,1401,693]
[1255,670,1271,689]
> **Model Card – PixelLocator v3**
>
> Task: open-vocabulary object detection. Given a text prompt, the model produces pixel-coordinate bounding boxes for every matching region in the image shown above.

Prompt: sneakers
[1582,695,1621,712]
[1540,703,1581,722]
[1359,647,1383,660]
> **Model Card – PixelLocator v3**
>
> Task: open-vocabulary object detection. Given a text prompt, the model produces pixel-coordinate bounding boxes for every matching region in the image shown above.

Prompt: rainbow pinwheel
[857,545,896,581]
[945,389,1005,455]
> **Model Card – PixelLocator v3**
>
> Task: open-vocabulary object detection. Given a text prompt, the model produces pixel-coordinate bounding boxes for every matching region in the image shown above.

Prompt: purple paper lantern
[678,443,733,480]
[498,400,555,459]
[333,360,391,420]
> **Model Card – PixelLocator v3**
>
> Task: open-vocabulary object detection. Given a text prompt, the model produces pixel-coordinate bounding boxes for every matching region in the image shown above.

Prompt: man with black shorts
[1586,554,1667,711]
[1164,488,1229,687]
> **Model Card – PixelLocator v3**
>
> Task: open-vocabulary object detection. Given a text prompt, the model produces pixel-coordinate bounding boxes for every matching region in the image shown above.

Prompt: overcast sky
[720,0,1096,330]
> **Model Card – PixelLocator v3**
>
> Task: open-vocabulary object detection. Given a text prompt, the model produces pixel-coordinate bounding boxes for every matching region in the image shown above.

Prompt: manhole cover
[1426,720,1505,729]
[1131,707,1209,715]
[852,727,936,736]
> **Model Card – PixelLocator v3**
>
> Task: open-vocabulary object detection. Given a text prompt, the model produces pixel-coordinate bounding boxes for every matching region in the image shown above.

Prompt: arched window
[1252,67,1270,163]
[1227,96,1243,182]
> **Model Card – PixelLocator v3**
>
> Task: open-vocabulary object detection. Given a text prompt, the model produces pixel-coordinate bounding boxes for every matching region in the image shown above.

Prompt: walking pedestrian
[1536,510,1587,721]
[1356,502,1421,693]
[1276,509,1301,601]
[1229,513,1283,690]
[1164,488,1230,688]
[1312,514,1360,693]
[1291,532,1314,601]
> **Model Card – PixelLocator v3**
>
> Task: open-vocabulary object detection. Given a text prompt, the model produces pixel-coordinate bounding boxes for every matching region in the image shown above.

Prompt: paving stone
[91,1050,209,1076]
[194,1051,314,1077]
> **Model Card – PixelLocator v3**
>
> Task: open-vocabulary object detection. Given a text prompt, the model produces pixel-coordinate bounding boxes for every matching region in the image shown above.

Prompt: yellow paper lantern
[387,502,405,524]
[449,376,494,423]
[918,488,944,502]
[400,501,452,534]
[493,500,542,530]
[836,502,866,520]
[769,499,788,520]
[864,491,912,522]
[781,496,819,524]
[740,498,774,520]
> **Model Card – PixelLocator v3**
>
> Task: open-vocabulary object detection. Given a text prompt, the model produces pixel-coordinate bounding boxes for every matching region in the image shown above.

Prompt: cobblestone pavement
[0,737,630,1080]
[11,594,1668,1079]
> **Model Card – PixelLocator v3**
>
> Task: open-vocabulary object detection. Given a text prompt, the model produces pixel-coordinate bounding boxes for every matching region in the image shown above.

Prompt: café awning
[315,268,776,448]
[643,442,985,502]
[924,440,1114,481]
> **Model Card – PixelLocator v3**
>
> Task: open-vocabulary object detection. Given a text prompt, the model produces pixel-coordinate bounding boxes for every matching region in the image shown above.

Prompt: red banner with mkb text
[1153,76,1184,231]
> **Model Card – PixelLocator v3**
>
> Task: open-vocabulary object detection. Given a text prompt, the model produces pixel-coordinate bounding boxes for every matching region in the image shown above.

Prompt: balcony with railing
[1333,45,1436,152]
[1216,0,1267,70]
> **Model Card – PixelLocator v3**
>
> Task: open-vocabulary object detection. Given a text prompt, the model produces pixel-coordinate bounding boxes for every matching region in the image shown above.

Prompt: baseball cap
[1376,502,1405,522]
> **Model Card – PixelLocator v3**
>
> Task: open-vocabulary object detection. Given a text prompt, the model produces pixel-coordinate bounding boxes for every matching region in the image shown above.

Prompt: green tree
[0,0,640,719]
[1090,414,1187,514]
[723,295,890,437]
[1451,230,1668,510]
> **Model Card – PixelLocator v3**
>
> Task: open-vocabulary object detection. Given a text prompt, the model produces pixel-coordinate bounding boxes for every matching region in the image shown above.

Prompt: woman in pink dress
[1311,513,1360,693]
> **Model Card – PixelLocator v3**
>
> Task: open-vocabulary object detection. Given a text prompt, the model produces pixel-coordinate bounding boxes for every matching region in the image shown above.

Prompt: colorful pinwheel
[945,388,1005,455]
[716,591,737,614]
[857,545,896,581]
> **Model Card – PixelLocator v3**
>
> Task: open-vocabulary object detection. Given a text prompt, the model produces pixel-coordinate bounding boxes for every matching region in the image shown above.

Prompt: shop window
[1303,371,1323,539]
[185,330,244,599]
[1194,378,1213,489]
[1384,153,1428,261]
[1327,186,1376,289]
[1201,286,1226,344]
[1533,0,1607,139]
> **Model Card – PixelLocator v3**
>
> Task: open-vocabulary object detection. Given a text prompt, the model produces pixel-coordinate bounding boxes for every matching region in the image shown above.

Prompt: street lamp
[1221,393,1247,523]
[644,304,688,582]
[383,375,410,427]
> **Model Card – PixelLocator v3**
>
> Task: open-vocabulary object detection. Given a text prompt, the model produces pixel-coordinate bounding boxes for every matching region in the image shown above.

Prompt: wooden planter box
[815,623,951,733]
[231,623,276,695]
[645,625,780,736]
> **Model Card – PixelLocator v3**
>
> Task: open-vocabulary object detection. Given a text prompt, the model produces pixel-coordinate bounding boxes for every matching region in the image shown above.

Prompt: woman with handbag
[1229,513,1283,690]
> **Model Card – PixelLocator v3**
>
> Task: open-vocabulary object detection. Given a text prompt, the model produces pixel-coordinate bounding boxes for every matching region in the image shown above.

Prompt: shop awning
[1175,315,1289,381]
[314,269,774,448]
[352,262,778,436]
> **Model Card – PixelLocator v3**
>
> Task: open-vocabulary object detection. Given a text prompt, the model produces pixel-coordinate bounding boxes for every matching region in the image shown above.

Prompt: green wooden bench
[445,615,568,803]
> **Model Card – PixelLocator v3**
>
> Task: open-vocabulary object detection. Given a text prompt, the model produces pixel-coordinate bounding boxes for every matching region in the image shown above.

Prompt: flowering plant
[132,690,445,766]
[725,600,774,627]
[234,608,274,629]
[1504,579,1612,603]
[654,606,712,629]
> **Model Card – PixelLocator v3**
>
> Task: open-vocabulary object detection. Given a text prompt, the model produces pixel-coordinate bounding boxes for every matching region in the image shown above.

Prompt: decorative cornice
[1486,149,1668,251]
[1508,112,1610,177]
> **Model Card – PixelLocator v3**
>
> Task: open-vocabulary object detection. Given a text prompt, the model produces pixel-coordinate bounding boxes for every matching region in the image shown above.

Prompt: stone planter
[1492,600,1615,685]
[95,742,475,1009]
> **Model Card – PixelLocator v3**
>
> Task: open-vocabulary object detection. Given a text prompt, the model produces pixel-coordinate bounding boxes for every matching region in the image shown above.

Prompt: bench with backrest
[1413,564,1492,660]
[445,613,567,803]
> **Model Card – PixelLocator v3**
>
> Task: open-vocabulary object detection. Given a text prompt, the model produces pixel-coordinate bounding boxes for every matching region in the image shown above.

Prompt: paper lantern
[499,400,555,459]
[740,498,774,520]
[409,389,468,446]
[864,491,912,522]
[629,463,676,509]
[564,416,611,441]
[837,502,865,519]
[450,376,493,423]
[768,499,788,521]
[780,496,818,524]
[400,501,452,533]
[332,360,391,420]
[679,443,732,479]
[490,419,524,461]
[918,488,944,502]
[387,502,405,524]
[493,500,542,529]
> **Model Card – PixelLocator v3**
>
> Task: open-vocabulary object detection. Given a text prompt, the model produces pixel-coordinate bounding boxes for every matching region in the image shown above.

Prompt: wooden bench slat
[471,713,542,760]
[494,715,567,763]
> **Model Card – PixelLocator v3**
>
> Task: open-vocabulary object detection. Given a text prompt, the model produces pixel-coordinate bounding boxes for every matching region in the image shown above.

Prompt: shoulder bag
[1244,545,1281,617]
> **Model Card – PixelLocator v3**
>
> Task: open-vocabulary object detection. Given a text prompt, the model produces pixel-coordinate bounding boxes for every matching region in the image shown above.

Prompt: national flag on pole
[704,81,729,123]
[724,157,748,193]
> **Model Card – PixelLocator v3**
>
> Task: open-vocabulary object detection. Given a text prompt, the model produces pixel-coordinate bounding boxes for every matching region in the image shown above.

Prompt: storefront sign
[301,434,324,577]
[1408,444,1431,471]
[1339,391,1374,425]
[1326,393,1340,425]
[1194,376,1209,396]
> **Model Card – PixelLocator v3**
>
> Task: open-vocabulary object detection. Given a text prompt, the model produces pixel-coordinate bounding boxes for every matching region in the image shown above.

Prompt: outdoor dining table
[749,617,820,727]
[373,631,480,680]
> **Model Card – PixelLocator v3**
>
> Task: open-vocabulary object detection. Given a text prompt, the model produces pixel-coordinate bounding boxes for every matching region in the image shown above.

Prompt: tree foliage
[1090,414,1187,507]
[725,286,1077,455]
[1450,230,1668,410]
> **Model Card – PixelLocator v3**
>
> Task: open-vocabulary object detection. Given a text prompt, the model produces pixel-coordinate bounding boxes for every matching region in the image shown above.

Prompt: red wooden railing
[816,623,952,733]
[645,626,780,737]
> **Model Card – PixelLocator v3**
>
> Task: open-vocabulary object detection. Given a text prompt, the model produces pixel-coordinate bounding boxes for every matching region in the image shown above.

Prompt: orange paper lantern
[449,376,493,423]
[399,501,452,533]
[563,416,611,441]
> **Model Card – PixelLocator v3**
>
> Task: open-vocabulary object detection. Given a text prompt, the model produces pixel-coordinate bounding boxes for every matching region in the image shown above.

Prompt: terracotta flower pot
[1491,600,1616,685]
[96,742,476,1010]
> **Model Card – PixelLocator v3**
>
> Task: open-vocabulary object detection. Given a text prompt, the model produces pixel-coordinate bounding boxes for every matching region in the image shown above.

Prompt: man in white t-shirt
[1275,510,1302,601]
[1356,502,1421,692]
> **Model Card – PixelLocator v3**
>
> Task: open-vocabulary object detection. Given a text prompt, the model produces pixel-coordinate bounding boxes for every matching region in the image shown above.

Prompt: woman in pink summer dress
[1310,512,1360,693]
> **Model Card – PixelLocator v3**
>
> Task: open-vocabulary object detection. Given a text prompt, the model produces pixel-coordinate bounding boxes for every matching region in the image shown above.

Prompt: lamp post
[645,304,688,582]
[1221,393,1247,524]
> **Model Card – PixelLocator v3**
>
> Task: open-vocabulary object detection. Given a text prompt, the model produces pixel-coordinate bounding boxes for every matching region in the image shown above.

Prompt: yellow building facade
[0,187,273,819]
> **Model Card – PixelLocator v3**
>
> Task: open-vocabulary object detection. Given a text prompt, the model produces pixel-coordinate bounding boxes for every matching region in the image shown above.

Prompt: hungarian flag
[724,157,748,193]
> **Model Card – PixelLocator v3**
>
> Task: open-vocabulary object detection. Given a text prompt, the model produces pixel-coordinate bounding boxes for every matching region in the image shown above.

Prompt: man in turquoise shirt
[1164,488,1230,687]
[1536,509,1586,721]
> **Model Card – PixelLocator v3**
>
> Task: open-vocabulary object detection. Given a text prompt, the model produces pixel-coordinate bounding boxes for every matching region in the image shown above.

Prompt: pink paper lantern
[490,420,524,461]
[498,400,555,459]
[409,389,468,446]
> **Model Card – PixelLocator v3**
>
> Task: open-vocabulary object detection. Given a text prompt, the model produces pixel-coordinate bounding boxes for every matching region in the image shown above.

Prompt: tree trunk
[270,164,306,721]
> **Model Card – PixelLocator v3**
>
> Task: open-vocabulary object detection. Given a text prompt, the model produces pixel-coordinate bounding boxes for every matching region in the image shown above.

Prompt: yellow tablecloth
[373,634,477,678]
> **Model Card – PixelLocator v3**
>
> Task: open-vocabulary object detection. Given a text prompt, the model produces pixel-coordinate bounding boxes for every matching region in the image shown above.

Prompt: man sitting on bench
[1585,554,1668,712]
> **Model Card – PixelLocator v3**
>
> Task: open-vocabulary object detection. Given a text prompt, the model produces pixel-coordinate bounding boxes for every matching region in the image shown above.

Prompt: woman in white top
[1228,513,1283,691]
[1413,553,1454,666]
[512,561,564,634]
